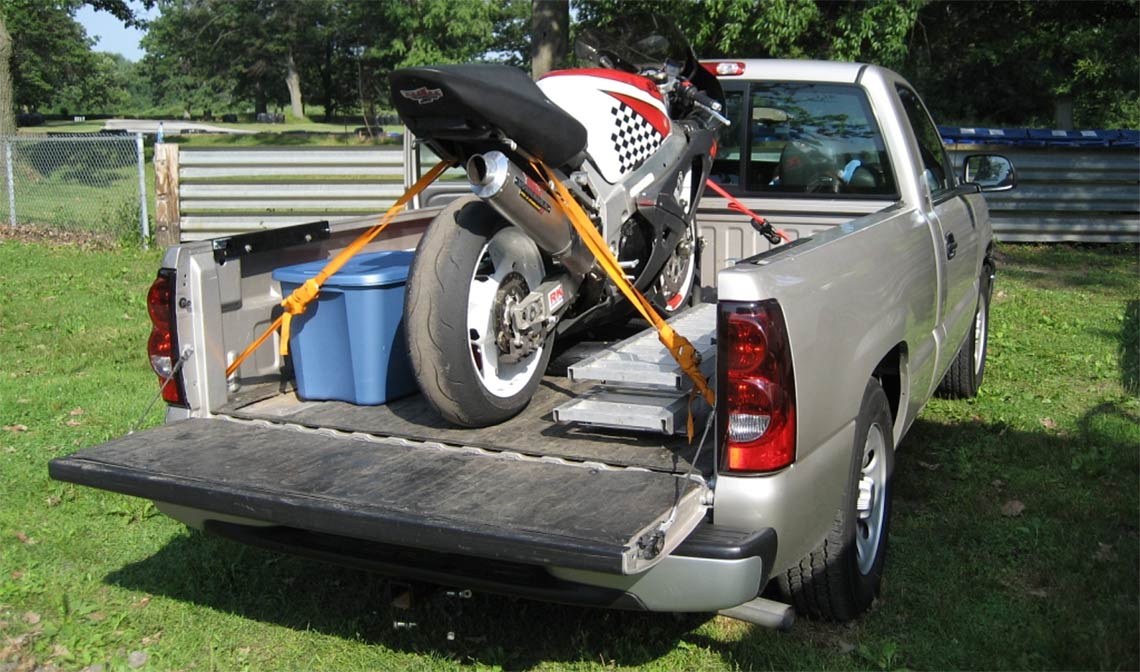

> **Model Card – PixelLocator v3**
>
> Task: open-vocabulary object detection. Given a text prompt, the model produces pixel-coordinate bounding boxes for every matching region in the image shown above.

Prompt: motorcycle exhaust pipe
[467,151,595,276]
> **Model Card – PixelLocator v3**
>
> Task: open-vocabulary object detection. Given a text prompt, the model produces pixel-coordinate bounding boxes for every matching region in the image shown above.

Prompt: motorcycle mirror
[574,40,599,62]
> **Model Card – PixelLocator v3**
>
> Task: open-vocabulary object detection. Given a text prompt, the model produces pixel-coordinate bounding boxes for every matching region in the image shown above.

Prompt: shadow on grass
[101,399,1139,670]
[879,400,1140,669]
[995,243,1138,294]
[106,538,715,668]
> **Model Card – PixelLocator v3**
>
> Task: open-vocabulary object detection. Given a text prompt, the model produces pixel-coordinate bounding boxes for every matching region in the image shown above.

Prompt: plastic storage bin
[272,250,417,405]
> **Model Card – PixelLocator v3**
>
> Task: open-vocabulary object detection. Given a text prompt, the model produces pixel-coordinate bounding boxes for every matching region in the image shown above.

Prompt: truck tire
[937,264,993,399]
[404,197,553,427]
[778,377,894,622]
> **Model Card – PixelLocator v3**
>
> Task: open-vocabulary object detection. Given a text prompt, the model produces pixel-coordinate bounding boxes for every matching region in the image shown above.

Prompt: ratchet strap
[225,159,454,379]
[703,178,791,243]
[533,162,716,429]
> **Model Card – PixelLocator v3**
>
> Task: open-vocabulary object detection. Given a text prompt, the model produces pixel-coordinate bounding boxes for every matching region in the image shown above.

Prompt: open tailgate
[49,418,708,575]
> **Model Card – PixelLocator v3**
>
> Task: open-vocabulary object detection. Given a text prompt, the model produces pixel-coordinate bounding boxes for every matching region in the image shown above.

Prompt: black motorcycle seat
[390,64,588,168]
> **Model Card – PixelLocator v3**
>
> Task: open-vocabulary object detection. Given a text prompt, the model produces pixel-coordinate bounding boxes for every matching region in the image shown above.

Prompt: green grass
[6,160,143,238]
[169,129,403,148]
[0,241,1137,670]
[18,120,109,135]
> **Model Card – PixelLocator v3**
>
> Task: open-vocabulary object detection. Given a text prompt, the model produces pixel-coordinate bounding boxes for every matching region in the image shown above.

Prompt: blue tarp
[940,126,1139,148]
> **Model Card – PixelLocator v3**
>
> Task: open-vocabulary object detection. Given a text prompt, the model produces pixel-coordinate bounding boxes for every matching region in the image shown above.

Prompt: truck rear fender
[713,206,938,571]
[872,342,908,445]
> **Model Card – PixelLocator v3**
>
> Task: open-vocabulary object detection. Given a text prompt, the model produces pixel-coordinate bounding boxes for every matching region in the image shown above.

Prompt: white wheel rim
[660,226,696,312]
[855,421,888,575]
[973,293,987,376]
[466,227,545,399]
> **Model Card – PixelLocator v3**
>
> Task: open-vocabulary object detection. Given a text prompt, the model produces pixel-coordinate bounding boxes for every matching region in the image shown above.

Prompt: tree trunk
[321,41,334,122]
[285,48,305,119]
[531,0,568,79]
[254,81,268,115]
[0,15,15,136]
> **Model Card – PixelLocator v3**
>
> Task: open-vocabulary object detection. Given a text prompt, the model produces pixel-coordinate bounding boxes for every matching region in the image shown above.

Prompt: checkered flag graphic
[610,102,663,174]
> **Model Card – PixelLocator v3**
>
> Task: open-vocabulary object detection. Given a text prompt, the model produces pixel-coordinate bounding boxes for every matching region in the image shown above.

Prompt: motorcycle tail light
[146,269,187,406]
[718,301,796,473]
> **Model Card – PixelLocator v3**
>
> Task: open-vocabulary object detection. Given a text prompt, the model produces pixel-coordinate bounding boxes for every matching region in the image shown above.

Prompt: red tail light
[701,61,746,76]
[147,269,186,406]
[718,300,796,472]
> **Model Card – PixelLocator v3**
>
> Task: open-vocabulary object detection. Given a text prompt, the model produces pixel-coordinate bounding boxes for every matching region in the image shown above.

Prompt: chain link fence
[0,134,149,245]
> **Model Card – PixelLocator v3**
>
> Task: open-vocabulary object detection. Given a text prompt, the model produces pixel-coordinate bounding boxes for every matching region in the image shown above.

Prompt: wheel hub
[492,272,541,364]
[856,476,875,519]
[657,232,694,307]
[855,422,888,575]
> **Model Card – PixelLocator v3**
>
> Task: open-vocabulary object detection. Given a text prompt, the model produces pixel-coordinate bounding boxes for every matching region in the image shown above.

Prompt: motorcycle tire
[404,197,553,427]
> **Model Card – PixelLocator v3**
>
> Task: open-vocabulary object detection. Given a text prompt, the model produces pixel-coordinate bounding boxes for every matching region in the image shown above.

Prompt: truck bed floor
[223,375,712,474]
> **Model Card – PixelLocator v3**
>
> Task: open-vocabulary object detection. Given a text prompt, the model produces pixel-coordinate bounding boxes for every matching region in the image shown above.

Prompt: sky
[75,1,158,62]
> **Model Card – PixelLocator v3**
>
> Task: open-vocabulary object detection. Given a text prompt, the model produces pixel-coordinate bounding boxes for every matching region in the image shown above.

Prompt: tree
[3,0,99,113]
[905,1,1140,128]
[574,0,921,68]
[0,0,147,131]
[0,14,12,135]
[531,0,568,78]
[142,0,291,117]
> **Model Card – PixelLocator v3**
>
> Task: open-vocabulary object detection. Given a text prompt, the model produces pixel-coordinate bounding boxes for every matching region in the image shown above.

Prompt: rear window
[711,82,897,198]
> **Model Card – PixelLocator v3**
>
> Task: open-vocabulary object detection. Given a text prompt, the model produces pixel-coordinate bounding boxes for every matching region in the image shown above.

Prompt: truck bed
[219,365,710,475]
[49,328,718,578]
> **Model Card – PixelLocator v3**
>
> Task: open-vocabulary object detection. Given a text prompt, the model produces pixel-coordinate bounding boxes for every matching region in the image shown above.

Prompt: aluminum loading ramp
[554,303,717,435]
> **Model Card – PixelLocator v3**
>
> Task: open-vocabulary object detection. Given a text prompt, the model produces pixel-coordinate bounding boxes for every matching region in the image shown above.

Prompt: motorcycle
[389,14,728,427]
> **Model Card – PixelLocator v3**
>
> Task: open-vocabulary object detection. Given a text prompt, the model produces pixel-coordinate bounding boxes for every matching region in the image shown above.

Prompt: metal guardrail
[155,144,405,244]
[947,147,1139,244]
[160,141,1139,246]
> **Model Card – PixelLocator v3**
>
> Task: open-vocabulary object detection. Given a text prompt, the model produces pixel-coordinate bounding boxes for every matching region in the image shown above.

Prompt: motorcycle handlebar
[677,82,730,127]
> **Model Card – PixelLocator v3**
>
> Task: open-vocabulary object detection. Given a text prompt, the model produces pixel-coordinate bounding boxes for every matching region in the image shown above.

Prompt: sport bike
[390,14,727,427]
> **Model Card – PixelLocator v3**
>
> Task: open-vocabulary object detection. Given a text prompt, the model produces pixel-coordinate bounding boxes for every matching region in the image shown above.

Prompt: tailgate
[49,418,708,575]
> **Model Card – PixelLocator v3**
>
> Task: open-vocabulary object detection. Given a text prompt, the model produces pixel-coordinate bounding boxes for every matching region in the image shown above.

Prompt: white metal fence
[947,147,1140,243]
[154,141,1139,247]
[154,144,407,244]
[0,134,149,244]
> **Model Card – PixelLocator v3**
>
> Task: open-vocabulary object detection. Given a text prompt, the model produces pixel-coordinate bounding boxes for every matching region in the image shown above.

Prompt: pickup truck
[49,60,1015,628]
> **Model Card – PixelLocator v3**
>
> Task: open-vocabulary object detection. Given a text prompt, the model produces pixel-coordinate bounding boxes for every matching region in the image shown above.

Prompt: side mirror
[962,154,1016,192]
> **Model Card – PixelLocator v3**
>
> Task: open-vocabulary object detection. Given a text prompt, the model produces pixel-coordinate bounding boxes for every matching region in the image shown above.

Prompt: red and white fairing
[538,69,671,184]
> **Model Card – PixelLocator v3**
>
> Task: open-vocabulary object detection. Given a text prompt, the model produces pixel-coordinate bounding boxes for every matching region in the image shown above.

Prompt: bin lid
[273,250,415,288]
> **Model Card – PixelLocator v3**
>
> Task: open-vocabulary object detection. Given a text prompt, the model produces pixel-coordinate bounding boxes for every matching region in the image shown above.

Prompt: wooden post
[154,143,181,247]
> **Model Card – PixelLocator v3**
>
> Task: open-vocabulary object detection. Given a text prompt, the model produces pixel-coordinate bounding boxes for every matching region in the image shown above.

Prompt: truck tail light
[701,61,746,76]
[718,300,796,473]
[147,269,186,406]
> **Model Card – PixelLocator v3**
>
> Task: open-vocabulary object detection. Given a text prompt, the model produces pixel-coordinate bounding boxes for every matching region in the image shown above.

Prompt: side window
[896,86,953,194]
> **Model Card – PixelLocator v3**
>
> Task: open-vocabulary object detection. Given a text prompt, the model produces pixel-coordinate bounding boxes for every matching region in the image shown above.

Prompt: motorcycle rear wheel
[654,223,698,313]
[404,197,552,427]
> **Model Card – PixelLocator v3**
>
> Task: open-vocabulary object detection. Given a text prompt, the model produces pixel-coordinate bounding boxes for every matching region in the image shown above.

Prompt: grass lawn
[17,120,109,135]
[0,240,1136,671]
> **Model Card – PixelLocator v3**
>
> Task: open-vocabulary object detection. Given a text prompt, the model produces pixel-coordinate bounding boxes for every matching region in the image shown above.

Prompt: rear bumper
[549,525,778,612]
[163,503,776,613]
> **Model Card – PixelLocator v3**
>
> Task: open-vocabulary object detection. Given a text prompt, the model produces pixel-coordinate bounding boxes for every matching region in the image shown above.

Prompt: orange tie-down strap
[534,162,716,423]
[224,160,455,379]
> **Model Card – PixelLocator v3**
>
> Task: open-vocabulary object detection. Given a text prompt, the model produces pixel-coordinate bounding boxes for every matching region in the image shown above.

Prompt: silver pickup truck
[49,61,1014,628]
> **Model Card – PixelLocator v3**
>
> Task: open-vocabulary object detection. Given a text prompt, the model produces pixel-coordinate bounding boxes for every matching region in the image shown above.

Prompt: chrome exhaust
[467,151,595,276]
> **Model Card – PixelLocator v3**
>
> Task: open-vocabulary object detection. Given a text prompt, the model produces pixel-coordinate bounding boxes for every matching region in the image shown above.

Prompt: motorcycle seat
[390,64,588,168]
